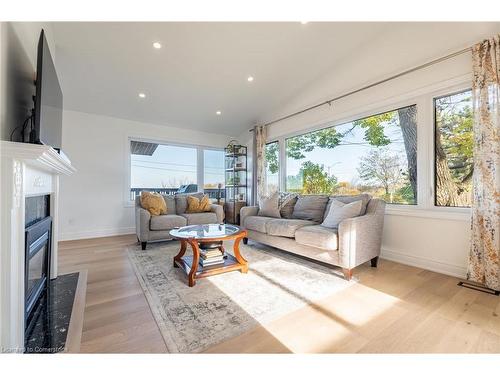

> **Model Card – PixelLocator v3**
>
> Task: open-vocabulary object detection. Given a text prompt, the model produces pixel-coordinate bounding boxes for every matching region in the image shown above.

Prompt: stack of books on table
[199,249,224,268]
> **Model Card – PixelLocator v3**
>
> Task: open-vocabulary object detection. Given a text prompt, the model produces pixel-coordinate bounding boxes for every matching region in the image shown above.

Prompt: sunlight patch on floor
[244,282,402,353]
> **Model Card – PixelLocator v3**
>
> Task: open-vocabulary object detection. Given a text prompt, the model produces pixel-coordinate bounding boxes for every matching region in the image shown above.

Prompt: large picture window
[285,105,418,205]
[434,90,473,207]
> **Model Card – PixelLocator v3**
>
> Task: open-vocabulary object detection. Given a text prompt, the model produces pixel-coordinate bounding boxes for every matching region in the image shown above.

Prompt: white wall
[247,29,500,277]
[59,110,232,241]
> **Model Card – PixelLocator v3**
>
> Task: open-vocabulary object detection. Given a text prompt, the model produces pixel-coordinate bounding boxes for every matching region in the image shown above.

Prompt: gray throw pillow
[321,199,362,229]
[292,195,329,222]
[323,194,372,221]
[258,193,281,218]
[162,195,176,214]
[279,193,298,219]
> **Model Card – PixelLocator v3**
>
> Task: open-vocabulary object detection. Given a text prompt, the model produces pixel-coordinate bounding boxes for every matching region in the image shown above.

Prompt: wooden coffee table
[170,224,248,287]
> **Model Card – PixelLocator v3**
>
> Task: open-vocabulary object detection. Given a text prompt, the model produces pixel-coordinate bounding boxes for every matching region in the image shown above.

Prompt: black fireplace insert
[25,216,52,328]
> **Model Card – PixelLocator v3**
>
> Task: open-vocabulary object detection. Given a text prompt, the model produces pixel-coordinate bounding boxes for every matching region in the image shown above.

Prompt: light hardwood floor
[58,234,500,353]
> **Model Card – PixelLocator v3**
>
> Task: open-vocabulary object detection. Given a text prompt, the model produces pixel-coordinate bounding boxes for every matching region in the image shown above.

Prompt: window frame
[266,76,472,221]
[124,135,224,207]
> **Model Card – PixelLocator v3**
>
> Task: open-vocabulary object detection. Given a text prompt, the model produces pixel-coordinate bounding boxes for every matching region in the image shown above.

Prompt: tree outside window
[265,141,279,194]
[282,105,418,205]
[434,90,473,207]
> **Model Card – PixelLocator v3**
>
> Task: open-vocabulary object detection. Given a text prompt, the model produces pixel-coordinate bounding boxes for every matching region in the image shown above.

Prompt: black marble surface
[24,272,79,354]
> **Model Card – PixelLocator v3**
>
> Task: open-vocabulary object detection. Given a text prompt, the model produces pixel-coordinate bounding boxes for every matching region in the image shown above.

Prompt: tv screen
[33,29,63,150]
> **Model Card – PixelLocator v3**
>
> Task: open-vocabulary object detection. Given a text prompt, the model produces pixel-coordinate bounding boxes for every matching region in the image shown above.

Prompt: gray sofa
[240,194,385,280]
[135,192,224,250]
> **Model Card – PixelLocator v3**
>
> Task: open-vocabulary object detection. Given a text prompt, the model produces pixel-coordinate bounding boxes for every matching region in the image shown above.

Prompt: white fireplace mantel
[0,140,76,353]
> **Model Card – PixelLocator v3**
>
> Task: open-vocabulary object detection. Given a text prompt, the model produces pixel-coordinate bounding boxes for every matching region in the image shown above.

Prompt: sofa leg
[342,268,353,281]
[371,256,379,268]
[243,237,248,245]
[141,242,147,250]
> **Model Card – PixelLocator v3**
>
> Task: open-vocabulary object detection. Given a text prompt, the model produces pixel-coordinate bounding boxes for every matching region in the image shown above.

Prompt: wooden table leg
[187,239,200,287]
[173,239,187,268]
[233,231,248,273]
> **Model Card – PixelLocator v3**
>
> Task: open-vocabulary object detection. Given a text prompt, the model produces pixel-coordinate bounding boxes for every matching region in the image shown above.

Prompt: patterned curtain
[254,125,268,200]
[467,35,500,291]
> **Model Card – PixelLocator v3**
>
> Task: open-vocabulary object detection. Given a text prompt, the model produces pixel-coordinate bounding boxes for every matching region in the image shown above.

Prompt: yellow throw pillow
[186,195,212,213]
[140,191,167,216]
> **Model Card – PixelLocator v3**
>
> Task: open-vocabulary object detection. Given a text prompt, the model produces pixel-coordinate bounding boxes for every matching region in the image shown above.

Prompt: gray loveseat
[240,194,385,280]
[135,192,224,250]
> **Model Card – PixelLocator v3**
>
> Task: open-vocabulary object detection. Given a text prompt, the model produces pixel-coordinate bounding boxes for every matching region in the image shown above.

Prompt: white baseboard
[59,227,135,241]
[380,247,467,278]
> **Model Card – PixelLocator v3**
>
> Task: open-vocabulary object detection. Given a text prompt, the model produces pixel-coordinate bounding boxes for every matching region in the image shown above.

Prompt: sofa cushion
[244,216,274,233]
[292,195,329,222]
[162,195,176,214]
[181,212,218,225]
[295,225,339,251]
[175,193,204,214]
[266,219,315,238]
[324,194,371,220]
[321,199,362,229]
[150,214,187,231]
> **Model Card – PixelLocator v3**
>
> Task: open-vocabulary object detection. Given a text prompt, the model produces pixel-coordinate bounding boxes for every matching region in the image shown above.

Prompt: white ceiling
[52,22,500,137]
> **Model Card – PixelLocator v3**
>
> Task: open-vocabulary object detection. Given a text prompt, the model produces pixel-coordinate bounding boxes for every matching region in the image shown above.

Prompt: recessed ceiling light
[152,42,162,49]
[247,76,254,82]
[300,21,309,25]
[138,93,146,98]
[216,111,222,115]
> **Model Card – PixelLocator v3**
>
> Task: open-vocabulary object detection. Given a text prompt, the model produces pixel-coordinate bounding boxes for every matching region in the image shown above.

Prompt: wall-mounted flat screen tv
[32,29,63,150]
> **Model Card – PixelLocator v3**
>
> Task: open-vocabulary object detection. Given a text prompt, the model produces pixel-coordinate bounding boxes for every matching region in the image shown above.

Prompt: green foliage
[353,112,394,146]
[300,161,337,194]
[313,128,343,148]
[283,112,395,166]
[265,142,279,174]
[396,183,416,205]
[285,127,342,160]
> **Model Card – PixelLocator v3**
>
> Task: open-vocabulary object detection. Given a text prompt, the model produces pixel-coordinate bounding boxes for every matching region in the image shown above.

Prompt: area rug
[127,240,355,353]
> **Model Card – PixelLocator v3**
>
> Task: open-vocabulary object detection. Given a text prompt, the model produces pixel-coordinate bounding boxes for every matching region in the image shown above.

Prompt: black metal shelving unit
[224,145,248,224]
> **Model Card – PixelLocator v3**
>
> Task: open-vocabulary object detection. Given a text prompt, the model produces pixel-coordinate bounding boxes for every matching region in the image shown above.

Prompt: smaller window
[265,141,279,194]
[130,141,197,200]
[434,90,473,208]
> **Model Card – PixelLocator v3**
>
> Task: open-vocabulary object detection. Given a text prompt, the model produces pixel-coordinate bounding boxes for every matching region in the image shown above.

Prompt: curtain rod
[249,46,472,132]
